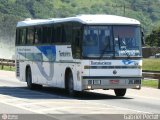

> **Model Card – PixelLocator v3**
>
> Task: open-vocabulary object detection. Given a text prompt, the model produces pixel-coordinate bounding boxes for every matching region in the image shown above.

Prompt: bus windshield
[82,25,142,58]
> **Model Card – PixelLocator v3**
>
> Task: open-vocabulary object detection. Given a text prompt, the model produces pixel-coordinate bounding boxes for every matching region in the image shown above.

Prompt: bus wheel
[26,67,43,90]
[68,72,75,96]
[26,67,35,90]
[114,89,126,97]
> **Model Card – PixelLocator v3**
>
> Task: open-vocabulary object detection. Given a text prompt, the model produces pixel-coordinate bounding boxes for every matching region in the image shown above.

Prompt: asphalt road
[0,70,160,120]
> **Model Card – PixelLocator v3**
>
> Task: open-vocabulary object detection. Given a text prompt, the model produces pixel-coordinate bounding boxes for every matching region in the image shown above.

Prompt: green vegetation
[0,65,15,71]
[142,59,160,89]
[143,59,160,71]
[142,80,158,88]
[0,0,160,38]
[146,27,160,47]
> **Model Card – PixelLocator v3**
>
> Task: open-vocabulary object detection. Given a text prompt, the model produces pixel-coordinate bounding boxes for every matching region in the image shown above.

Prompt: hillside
[0,0,160,58]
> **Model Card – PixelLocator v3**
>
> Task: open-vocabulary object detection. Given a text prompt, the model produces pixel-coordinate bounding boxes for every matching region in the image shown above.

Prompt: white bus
[16,15,143,96]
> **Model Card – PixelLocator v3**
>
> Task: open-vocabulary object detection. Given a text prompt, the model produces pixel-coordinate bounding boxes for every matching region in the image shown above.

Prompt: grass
[142,80,158,88]
[143,58,160,71]
[0,65,15,71]
[142,58,160,88]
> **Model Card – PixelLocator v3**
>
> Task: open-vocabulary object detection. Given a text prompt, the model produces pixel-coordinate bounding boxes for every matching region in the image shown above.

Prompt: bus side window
[51,26,54,43]
[72,22,82,59]
[47,27,52,44]
[63,22,72,44]
[54,24,63,43]
[27,28,34,45]
[35,27,42,44]
[42,26,52,44]
[16,29,20,45]
[54,25,58,43]
[18,28,26,45]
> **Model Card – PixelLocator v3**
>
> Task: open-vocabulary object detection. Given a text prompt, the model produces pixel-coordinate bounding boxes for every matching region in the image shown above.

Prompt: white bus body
[16,15,142,96]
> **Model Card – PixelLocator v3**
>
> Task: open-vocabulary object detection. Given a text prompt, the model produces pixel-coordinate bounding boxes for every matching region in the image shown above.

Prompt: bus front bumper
[82,76,142,90]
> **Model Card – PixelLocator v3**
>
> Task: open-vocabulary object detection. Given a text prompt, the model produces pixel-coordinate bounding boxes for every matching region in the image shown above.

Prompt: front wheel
[114,89,126,97]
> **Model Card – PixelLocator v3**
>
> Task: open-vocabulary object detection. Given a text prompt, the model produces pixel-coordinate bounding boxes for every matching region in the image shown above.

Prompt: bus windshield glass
[82,25,141,58]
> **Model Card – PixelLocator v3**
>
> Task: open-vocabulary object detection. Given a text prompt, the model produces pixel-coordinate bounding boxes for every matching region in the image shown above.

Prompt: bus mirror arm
[141,28,145,46]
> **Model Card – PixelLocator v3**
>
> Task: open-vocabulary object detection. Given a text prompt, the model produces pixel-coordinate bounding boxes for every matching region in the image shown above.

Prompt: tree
[146,27,160,47]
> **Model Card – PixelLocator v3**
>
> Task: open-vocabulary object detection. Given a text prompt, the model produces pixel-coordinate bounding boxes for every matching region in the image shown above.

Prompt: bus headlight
[87,86,92,89]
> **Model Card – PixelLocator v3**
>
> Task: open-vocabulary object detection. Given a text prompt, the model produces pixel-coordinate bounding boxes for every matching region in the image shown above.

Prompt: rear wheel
[26,67,34,89]
[26,67,42,90]
[114,89,126,97]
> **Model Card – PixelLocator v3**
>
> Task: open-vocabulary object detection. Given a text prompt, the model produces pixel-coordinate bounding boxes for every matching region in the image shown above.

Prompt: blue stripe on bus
[37,46,56,61]
[18,46,56,61]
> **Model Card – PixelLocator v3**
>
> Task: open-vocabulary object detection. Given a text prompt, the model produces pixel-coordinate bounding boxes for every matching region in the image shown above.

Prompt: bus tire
[26,67,34,89]
[114,89,126,97]
[68,72,75,96]
[26,67,43,90]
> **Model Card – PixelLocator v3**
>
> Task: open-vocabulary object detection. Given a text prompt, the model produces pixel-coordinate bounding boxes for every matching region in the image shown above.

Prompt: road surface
[0,70,159,120]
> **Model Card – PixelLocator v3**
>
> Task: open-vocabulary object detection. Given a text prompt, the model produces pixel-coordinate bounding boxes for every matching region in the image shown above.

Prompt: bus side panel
[55,45,83,91]
[53,63,65,88]
[19,61,26,82]
[53,62,83,91]
[75,62,83,91]
[24,45,56,86]
[16,46,26,82]
[31,61,56,86]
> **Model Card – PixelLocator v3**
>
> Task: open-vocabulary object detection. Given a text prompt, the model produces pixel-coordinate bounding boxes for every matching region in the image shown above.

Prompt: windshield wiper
[99,44,109,59]
[99,44,114,59]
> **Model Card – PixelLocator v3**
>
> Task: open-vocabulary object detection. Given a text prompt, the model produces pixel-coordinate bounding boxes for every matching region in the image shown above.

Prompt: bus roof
[17,14,140,27]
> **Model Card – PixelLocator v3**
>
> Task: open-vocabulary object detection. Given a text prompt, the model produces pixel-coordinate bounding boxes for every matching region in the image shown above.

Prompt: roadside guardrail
[142,71,160,89]
[0,58,15,70]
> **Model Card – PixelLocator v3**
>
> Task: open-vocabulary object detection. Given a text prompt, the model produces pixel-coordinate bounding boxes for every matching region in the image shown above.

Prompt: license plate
[110,80,119,84]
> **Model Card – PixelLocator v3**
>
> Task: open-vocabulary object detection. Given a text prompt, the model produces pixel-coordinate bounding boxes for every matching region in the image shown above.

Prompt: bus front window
[82,26,114,58]
[113,26,142,57]
[82,25,142,59]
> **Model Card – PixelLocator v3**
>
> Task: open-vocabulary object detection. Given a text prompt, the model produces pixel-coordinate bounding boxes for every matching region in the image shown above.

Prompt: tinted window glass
[16,29,20,45]
[63,23,72,43]
[51,27,54,43]
[27,28,34,45]
[42,26,52,44]
[17,28,26,45]
[113,26,141,57]
[72,22,82,58]
[35,27,42,44]
[51,23,72,44]
[54,24,62,43]
[82,26,113,58]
